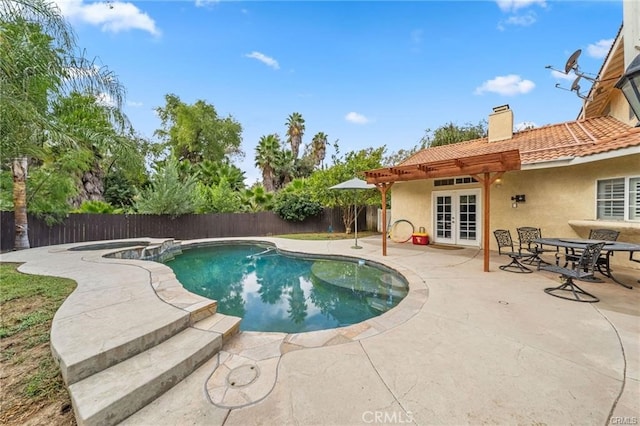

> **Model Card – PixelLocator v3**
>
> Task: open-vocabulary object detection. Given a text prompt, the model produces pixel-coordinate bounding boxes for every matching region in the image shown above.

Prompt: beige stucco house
[365,9,640,271]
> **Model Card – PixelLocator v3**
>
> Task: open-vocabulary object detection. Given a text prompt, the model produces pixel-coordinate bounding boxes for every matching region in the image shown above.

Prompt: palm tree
[310,132,328,168]
[196,159,246,191]
[285,112,305,159]
[240,185,274,212]
[274,149,295,190]
[254,134,281,192]
[1,0,126,249]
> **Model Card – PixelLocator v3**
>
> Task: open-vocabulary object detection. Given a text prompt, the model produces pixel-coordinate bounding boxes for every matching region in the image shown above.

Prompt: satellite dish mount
[547,49,598,101]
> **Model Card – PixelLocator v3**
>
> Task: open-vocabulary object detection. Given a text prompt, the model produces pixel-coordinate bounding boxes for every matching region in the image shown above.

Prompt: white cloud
[551,70,576,81]
[495,0,546,13]
[504,12,537,27]
[127,100,143,107]
[345,112,369,124]
[245,51,280,70]
[474,75,535,96]
[54,0,160,36]
[95,92,116,107]
[515,121,537,131]
[195,0,220,8]
[587,39,613,59]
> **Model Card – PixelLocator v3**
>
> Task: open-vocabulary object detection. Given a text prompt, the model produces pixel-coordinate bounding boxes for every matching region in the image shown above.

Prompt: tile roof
[400,115,640,167]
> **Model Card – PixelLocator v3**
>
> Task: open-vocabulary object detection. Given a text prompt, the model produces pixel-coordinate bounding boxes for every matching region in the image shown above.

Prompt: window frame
[595,176,640,222]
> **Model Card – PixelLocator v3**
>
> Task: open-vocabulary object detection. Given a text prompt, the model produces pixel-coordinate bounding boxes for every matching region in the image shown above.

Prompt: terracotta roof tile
[401,116,640,167]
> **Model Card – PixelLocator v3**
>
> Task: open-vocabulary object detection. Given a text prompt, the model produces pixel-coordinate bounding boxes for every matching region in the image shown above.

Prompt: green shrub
[72,200,121,214]
[273,191,323,222]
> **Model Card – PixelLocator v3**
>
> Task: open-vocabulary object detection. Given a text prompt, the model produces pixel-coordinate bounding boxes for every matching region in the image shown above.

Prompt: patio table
[534,238,640,290]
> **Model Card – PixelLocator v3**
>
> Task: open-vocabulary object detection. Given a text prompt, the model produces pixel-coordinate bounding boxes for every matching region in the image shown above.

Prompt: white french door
[433,189,481,246]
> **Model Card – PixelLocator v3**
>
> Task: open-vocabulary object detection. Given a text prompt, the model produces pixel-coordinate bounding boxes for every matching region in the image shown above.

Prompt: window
[596,177,640,221]
[434,177,477,187]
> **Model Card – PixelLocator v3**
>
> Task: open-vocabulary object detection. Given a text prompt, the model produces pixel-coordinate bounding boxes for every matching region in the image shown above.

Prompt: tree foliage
[421,120,487,148]
[285,112,305,159]
[307,146,384,232]
[273,179,323,222]
[195,179,243,213]
[154,93,243,165]
[135,159,198,217]
[0,0,128,248]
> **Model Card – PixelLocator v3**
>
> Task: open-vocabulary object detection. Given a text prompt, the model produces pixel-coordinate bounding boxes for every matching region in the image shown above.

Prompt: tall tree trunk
[70,162,105,208]
[11,157,30,250]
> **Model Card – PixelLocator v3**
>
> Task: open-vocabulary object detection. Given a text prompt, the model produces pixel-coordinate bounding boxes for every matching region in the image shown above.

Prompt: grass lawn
[0,263,76,425]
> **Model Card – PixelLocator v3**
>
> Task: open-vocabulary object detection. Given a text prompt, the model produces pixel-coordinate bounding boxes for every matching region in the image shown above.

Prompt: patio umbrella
[329,177,375,249]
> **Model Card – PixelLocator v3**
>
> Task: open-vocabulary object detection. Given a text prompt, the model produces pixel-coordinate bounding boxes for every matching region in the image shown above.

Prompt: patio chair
[564,228,620,273]
[493,229,532,273]
[516,226,554,269]
[541,242,605,303]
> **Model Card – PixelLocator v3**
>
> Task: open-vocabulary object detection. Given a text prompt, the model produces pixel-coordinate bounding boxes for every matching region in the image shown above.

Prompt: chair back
[517,227,541,243]
[589,229,620,241]
[574,242,606,277]
[493,229,515,254]
[516,227,542,251]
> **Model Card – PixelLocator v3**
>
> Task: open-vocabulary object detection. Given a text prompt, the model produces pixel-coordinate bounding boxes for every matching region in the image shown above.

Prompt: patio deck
[1,236,638,425]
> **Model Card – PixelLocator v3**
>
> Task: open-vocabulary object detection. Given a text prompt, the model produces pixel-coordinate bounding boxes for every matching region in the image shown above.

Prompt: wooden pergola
[364,149,521,272]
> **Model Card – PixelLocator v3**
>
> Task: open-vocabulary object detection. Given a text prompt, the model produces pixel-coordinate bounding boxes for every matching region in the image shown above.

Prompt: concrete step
[67,312,242,426]
[53,304,191,386]
[192,312,242,343]
[69,327,222,426]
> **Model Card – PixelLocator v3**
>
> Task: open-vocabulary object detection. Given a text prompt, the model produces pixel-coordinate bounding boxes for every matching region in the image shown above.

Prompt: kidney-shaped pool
[162,242,409,333]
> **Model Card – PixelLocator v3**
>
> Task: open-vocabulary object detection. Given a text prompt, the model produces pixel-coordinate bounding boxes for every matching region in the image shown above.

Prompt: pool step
[68,313,242,426]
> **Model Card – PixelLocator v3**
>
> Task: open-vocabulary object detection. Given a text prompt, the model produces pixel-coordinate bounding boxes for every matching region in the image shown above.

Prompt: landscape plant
[135,158,199,217]
[0,0,128,249]
[273,179,323,222]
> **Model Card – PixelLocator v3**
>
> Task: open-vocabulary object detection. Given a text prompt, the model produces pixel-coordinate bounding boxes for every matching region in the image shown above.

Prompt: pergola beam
[365,150,521,274]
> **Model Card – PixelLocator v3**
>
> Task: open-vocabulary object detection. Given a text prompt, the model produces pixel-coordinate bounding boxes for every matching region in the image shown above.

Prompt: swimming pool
[163,242,409,333]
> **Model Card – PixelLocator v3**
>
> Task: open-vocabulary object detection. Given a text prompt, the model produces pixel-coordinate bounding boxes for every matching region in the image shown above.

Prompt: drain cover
[227,364,259,387]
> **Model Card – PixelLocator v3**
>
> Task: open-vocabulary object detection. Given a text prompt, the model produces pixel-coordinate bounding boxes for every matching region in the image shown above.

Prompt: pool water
[163,243,408,333]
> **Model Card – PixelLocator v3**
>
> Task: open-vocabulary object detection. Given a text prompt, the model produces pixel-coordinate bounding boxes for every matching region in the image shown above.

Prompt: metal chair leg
[499,256,532,273]
[544,277,599,303]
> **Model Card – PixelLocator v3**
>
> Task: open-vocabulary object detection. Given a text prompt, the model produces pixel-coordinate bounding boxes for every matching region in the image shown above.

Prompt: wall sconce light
[511,194,525,208]
[495,178,503,188]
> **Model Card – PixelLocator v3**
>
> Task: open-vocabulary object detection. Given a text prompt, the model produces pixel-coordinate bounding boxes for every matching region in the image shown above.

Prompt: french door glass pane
[458,194,476,240]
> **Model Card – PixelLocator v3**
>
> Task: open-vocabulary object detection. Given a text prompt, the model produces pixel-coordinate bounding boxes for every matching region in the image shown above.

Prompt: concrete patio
[1,236,639,425]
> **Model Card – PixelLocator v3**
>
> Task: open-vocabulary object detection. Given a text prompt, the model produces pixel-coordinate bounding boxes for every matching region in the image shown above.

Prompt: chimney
[488,104,513,142]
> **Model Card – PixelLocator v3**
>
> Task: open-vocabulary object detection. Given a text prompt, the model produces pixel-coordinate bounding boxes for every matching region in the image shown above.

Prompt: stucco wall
[389,154,640,268]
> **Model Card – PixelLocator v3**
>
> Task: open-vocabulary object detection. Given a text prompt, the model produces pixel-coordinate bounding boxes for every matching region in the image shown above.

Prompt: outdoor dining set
[494,227,640,303]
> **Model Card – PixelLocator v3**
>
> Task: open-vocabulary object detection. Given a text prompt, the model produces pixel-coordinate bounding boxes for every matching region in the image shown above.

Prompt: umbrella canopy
[329,177,375,190]
[329,178,376,249]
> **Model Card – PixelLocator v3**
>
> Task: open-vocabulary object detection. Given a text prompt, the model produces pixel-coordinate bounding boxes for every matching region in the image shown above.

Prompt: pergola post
[375,182,393,256]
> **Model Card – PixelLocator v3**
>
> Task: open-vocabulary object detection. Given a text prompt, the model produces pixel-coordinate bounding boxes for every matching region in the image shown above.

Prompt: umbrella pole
[352,202,362,249]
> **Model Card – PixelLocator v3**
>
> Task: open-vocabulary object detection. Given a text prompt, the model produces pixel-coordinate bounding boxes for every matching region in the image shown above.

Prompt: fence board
[0,207,356,252]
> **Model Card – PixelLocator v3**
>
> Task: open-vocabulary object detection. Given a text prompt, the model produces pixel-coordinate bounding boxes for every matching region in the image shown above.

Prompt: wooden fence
[0,207,366,252]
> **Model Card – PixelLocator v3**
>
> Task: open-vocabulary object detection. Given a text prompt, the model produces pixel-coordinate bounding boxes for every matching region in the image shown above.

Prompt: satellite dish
[564,49,582,74]
[571,76,582,92]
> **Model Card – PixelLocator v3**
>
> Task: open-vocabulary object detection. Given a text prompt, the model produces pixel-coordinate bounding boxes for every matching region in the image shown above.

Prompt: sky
[53,0,624,185]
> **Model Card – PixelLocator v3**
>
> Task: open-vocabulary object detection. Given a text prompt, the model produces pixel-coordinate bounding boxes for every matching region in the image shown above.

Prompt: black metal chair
[516,227,554,269]
[494,229,532,273]
[541,242,606,303]
[564,228,619,274]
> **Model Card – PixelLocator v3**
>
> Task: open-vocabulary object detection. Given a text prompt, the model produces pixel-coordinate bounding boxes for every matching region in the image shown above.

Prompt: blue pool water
[163,243,408,333]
